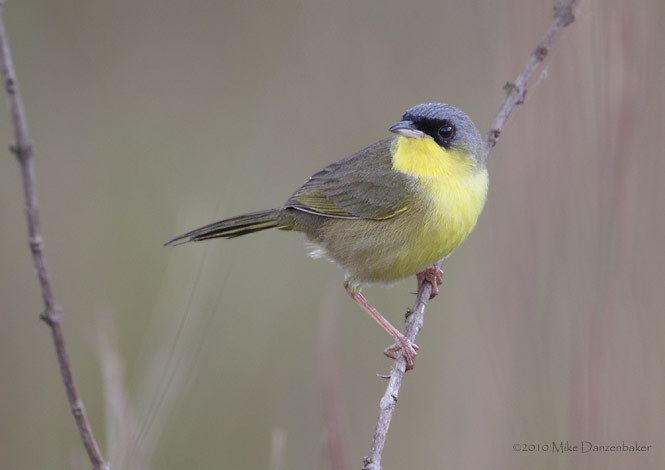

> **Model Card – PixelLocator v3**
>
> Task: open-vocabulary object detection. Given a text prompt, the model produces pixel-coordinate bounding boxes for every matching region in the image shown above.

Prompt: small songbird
[167,103,488,370]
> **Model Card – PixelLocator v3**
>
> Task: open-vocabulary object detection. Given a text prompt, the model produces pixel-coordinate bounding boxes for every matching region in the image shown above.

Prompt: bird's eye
[438,124,455,141]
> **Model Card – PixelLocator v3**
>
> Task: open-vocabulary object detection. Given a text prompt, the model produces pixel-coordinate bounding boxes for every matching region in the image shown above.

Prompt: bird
[166,102,488,370]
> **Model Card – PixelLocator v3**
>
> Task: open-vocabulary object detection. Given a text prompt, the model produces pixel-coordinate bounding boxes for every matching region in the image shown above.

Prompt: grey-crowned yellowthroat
[167,103,488,369]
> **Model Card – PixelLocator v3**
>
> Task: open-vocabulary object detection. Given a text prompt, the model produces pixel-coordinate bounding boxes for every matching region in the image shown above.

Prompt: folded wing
[285,138,411,220]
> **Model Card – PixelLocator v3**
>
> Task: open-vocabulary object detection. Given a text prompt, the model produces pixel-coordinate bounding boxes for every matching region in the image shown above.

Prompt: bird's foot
[417,266,444,299]
[383,337,419,370]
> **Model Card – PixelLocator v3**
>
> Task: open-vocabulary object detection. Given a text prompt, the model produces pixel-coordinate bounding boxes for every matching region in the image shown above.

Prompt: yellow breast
[392,136,488,264]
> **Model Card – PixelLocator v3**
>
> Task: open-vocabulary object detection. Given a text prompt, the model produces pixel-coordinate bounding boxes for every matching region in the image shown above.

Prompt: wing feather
[285,138,412,220]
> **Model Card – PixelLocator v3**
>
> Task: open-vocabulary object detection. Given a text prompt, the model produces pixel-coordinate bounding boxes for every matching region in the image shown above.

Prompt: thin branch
[485,0,578,153]
[0,2,109,469]
[362,1,579,469]
[362,261,441,470]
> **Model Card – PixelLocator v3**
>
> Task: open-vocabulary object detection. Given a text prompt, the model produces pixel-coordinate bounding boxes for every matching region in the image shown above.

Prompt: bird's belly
[401,170,489,272]
[367,212,479,283]
[312,169,488,285]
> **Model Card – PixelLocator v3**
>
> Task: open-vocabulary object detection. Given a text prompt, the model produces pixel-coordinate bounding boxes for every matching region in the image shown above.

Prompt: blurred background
[1,0,664,469]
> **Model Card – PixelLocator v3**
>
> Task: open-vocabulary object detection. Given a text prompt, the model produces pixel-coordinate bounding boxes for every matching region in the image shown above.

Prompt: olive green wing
[285,138,412,220]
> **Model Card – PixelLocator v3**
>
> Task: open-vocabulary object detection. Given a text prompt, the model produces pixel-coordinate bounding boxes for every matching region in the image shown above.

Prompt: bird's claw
[383,338,419,370]
[417,266,444,299]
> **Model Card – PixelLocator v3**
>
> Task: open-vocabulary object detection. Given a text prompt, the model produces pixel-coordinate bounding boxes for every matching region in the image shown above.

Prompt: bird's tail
[165,208,287,246]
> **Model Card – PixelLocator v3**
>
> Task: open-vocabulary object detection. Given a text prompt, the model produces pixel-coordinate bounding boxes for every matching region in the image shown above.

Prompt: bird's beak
[389,120,426,138]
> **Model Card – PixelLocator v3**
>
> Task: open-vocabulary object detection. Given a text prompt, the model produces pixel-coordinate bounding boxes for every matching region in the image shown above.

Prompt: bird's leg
[345,283,419,370]
[416,265,444,299]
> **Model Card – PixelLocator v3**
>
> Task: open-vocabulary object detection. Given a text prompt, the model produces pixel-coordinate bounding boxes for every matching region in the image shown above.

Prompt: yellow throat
[391,135,489,259]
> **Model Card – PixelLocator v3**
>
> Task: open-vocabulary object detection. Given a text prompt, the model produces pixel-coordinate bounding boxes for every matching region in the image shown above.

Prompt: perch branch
[485,0,578,153]
[362,1,579,469]
[362,260,441,470]
[0,2,109,469]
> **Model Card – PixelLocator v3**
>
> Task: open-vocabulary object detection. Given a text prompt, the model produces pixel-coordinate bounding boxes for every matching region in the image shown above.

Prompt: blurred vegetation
[1,1,664,469]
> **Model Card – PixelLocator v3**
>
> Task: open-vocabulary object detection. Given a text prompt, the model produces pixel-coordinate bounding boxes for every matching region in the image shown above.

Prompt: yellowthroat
[167,103,488,369]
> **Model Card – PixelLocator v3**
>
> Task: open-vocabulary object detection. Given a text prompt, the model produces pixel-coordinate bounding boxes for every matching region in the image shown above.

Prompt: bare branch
[362,2,579,469]
[485,0,579,153]
[0,2,109,468]
[362,260,440,470]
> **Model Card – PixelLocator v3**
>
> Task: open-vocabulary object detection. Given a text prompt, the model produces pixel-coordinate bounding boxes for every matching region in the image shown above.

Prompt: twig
[485,0,578,154]
[362,1,579,469]
[0,2,109,469]
[361,260,441,470]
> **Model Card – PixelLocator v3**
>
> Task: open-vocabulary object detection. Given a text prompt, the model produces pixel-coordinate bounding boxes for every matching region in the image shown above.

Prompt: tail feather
[165,208,285,246]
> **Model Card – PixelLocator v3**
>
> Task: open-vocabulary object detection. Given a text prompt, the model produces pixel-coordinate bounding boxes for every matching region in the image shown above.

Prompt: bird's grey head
[389,102,485,164]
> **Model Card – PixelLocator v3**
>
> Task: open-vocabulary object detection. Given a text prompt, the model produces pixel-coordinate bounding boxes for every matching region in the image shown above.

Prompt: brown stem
[362,1,579,469]
[361,260,441,470]
[0,2,109,468]
[485,0,579,154]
